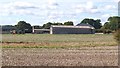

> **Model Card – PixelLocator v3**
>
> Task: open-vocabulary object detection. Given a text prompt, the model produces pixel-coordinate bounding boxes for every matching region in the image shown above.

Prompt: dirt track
[2,46,118,66]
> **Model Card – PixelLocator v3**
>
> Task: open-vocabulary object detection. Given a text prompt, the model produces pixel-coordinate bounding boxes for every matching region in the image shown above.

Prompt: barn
[50,24,95,34]
[1,25,15,34]
[33,29,50,34]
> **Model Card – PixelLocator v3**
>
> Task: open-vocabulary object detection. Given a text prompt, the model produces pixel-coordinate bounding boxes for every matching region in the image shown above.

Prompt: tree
[80,18,102,29]
[33,25,42,29]
[95,19,102,29]
[15,21,32,33]
[42,22,53,29]
[64,21,74,26]
[114,29,120,44]
[52,22,63,25]
[102,22,110,29]
[42,22,63,29]
[102,16,120,31]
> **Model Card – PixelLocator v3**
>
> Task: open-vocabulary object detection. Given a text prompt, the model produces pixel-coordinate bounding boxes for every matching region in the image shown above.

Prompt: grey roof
[76,23,93,27]
[51,25,94,29]
[2,26,15,30]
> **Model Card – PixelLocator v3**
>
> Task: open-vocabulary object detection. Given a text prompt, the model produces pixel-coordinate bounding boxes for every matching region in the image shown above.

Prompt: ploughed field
[2,46,118,66]
[1,34,118,66]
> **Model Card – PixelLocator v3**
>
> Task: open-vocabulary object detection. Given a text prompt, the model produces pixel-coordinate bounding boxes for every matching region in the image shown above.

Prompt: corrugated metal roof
[51,25,94,29]
[76,23,93,27]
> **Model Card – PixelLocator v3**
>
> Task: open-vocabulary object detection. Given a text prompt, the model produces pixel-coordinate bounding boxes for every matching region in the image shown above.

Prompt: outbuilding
[33,29,50,34]
[50,24,95,34]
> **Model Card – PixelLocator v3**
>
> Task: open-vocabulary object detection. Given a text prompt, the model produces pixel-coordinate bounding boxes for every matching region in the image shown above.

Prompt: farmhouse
[1,25,16,34]
[50,23,95,34]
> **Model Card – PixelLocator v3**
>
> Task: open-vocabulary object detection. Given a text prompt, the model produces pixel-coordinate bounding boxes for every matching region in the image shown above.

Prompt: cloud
[114,0,120,2]
[104,5,116,10]
[46,5,58,10]
[0,0,117,25]
[47,0,58,5]
[102,14,110,18]
[0,1,40,16]
[73,1,100,14]
[46,0,59,10]
[7,1,39,9]
[101,14,111,23]
[0,0,60,17]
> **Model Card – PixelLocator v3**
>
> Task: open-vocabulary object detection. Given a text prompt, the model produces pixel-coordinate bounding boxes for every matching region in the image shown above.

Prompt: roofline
[33,29,50,31]
[51,25,95,29]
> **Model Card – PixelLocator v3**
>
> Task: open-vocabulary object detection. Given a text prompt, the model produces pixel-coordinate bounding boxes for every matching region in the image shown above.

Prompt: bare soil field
[2,46,118,66]
[1,34,118,67]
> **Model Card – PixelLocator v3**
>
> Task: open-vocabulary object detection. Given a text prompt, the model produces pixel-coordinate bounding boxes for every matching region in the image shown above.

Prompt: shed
[33,29,50,34]
[50,24,95,34]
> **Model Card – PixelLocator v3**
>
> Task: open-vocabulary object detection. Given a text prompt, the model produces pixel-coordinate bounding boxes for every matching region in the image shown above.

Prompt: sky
[0,0,119,26]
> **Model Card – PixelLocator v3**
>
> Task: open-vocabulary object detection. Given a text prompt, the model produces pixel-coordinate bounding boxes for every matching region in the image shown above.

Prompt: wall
[50,27,95,34]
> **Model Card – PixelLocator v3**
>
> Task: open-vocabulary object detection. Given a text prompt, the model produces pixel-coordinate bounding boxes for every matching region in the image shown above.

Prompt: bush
[95,29,103,33]
[103,29,112,34]
[114,29,120,44]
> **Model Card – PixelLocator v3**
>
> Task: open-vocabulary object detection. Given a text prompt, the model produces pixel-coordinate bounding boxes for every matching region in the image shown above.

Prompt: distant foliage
[64,21,74,26]
[42,22,63,29]
[80,18,102,29]
[42,22,53,29]
[102,16,120,31]
[15,21,32,33]
[42,21,74,29]
[114,29,120,44]
[33,25,42,29]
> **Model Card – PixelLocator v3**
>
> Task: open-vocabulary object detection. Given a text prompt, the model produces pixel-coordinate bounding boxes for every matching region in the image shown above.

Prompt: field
[2,34,117,48]
[2,46,118,66]
[1,34,118,66]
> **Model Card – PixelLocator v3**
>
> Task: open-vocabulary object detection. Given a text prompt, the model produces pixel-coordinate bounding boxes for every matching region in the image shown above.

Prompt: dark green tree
[81,18,102,29]
[33,25,42,29]
[42,22,63,29]
[52,22,63,25]
[42,22,52,29]
[114,29,120,44]
[15,21,32,33]
[64,21,74,26]
[102,16,120,31]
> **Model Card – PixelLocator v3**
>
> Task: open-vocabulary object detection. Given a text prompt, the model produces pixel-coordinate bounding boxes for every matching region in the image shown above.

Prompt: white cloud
[74,5,85,13]
[86,1,94,9]
[101,14,111,24]
[104,5,116,10]
[102,14,111,18]
[0,0,117,25]
[46,5,58,10]
[47,0,57,5]
[0,1,55,16]
[7,1,38,9]
[90,9,100,13]
[46,0,59,10]
[0,1,40,16]
[73,1,100,14]
[114,0,120,2]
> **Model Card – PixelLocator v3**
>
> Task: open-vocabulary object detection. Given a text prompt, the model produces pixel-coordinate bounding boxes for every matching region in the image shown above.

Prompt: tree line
[11,16,120,34]
[14,21,74,33]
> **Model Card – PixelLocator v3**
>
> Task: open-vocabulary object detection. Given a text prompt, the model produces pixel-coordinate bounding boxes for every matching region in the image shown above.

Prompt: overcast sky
[0,0,119,26]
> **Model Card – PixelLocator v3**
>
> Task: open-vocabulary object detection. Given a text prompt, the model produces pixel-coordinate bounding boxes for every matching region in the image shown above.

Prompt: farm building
[1,25,16,34]
[0,26,2,34]
[32,26,50,34]
[50,24,95,34]
[33,29,50,34]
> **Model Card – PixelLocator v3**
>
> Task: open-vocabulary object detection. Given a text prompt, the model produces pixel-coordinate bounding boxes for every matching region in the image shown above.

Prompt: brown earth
[2,46,118,66]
